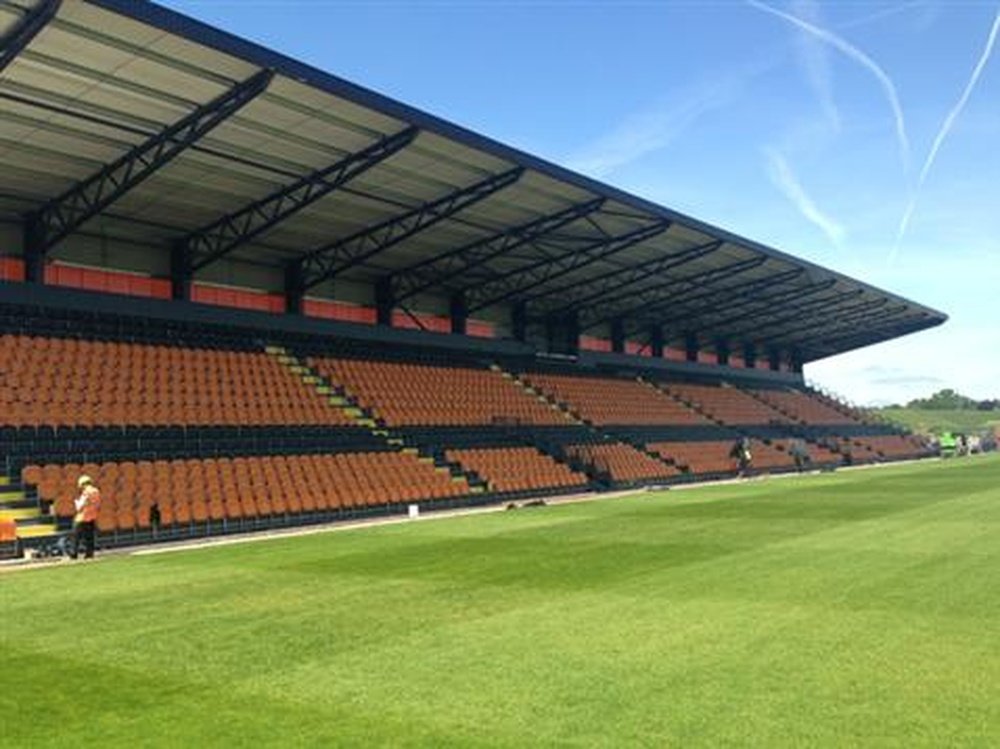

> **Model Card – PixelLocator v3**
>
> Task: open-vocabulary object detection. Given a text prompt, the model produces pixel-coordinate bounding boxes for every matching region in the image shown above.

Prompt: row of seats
[0,304,263,351]
[664,383,790,426]
[744,440,798,470]
[565,443,679,482]
[772,438,841,465]
[522,373,708,426]
[648,441,740,475]
[1,335,349,427]
[854,435,930,459]
[312,357,568,427]
[23,452,469,531]
[751,388,861,426]
[650,438,843,475]
[444,447,588,494]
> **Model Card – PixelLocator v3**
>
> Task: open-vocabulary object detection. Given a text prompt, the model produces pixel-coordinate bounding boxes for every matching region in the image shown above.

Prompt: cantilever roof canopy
[0,0,947,362]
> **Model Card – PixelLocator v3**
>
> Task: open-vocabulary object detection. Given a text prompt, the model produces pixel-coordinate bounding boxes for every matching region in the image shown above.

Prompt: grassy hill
[4,455,1000,746]
[878,407,1000,435]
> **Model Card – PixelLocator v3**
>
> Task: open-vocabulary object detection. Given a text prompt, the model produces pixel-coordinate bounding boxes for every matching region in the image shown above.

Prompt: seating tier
[445,447,588,494]
[312,358,568,427]
[522,372,707,426]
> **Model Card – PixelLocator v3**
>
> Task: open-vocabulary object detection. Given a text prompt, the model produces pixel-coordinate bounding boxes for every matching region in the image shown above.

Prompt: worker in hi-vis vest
[71,475,101,560]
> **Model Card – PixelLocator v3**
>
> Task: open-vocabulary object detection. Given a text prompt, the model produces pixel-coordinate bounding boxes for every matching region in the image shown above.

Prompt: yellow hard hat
[77,475,93,489]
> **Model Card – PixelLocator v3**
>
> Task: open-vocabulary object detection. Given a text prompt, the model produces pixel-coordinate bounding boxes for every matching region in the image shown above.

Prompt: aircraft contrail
[920,9,1000,187]
[895,7,1000,250]
[747,0,911,174]
[765,148,846,248]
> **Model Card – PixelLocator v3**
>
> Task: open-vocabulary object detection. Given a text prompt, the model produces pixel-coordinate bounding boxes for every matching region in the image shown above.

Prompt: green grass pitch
[3,455,999,747]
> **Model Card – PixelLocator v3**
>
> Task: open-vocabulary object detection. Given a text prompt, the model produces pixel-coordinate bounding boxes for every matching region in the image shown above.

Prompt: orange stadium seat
[565,443,678,482]
[750,388,863,426]
[446,446,588,494]
[0,335,350,428]
[662,383,790,426]
[311,358,570,427]
[20,452,469,530]
[522,372,708,426]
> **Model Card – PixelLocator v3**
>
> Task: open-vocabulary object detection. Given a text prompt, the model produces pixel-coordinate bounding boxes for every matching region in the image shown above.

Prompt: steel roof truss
[694,279,842,337]
[622,263,797,337]
[465,220,672,314]
[720,289,865,340]
[541,239,725,316]
[299,166,524,290]
[766,298,896,342]
[390,197,605,303]
[24,68,273,256]
[642,268,806,332]
[186,126,418,272]
[0,0,60,74]
[809,304,912,342]
[581,256,764,324]
[813,316,929,353]
[583,256,767,331]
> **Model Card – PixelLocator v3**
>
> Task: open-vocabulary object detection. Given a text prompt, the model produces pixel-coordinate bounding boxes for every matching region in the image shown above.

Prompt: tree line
[901,389,999,411]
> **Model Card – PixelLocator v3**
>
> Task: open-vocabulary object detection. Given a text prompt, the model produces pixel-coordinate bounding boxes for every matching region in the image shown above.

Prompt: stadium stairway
[642,379,730,429]
[501,369,588,426]
[735,386,850,466]
[503,371,681,487]
[492,367,621,486]
[0,478,59,548]
[266,345,487,497]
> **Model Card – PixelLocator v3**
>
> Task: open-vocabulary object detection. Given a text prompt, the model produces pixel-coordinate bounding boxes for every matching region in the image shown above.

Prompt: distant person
[70,475,101,560]
[730,437,753,477]
[939,432,957,458]
[789,438,810,472]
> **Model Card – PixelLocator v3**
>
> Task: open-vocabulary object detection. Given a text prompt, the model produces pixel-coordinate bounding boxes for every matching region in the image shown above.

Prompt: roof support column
[743,342,757,369]
[22,219,45,284]
[685,332,699,363]
[450,291,467,336]
[611,319,626,354]
[768,347,782,372]
[511,301,527,343]
[790,349,804,374]
[546,312,579,356]
[170,244,193,302]
[716,339,730,367]
[375,277,393,327]
[649,325,664,359]
[285,260,305,315]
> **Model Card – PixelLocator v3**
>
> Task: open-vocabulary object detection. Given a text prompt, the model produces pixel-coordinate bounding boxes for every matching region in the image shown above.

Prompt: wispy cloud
[895,7,1000,247]
[563,60,774,178]
[764,148,845,247]
[747,0,911,174]
[563,84,731,179]
[792,0,839,130]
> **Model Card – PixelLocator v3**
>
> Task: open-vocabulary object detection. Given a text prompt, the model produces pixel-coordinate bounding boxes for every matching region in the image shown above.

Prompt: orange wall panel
[0,257,25,282]
[625,341,652,357]
[580,335,612,352]
[191,283,284,313]
[466,319,495,338]
[392,310,451,333]
[303,298,378,325]
[44,263,171,300]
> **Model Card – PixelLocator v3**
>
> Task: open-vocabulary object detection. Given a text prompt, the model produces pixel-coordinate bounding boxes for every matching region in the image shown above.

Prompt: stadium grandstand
[0,0,946,558]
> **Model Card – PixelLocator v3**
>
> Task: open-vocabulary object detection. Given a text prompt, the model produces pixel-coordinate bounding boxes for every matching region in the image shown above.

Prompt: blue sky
[160,0,999,405]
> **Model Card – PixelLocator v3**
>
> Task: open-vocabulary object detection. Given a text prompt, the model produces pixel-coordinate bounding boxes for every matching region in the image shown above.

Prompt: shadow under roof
[0,0,947,362]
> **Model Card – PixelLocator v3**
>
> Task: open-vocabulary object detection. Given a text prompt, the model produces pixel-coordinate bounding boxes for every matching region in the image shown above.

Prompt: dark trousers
[72,521,96,559]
